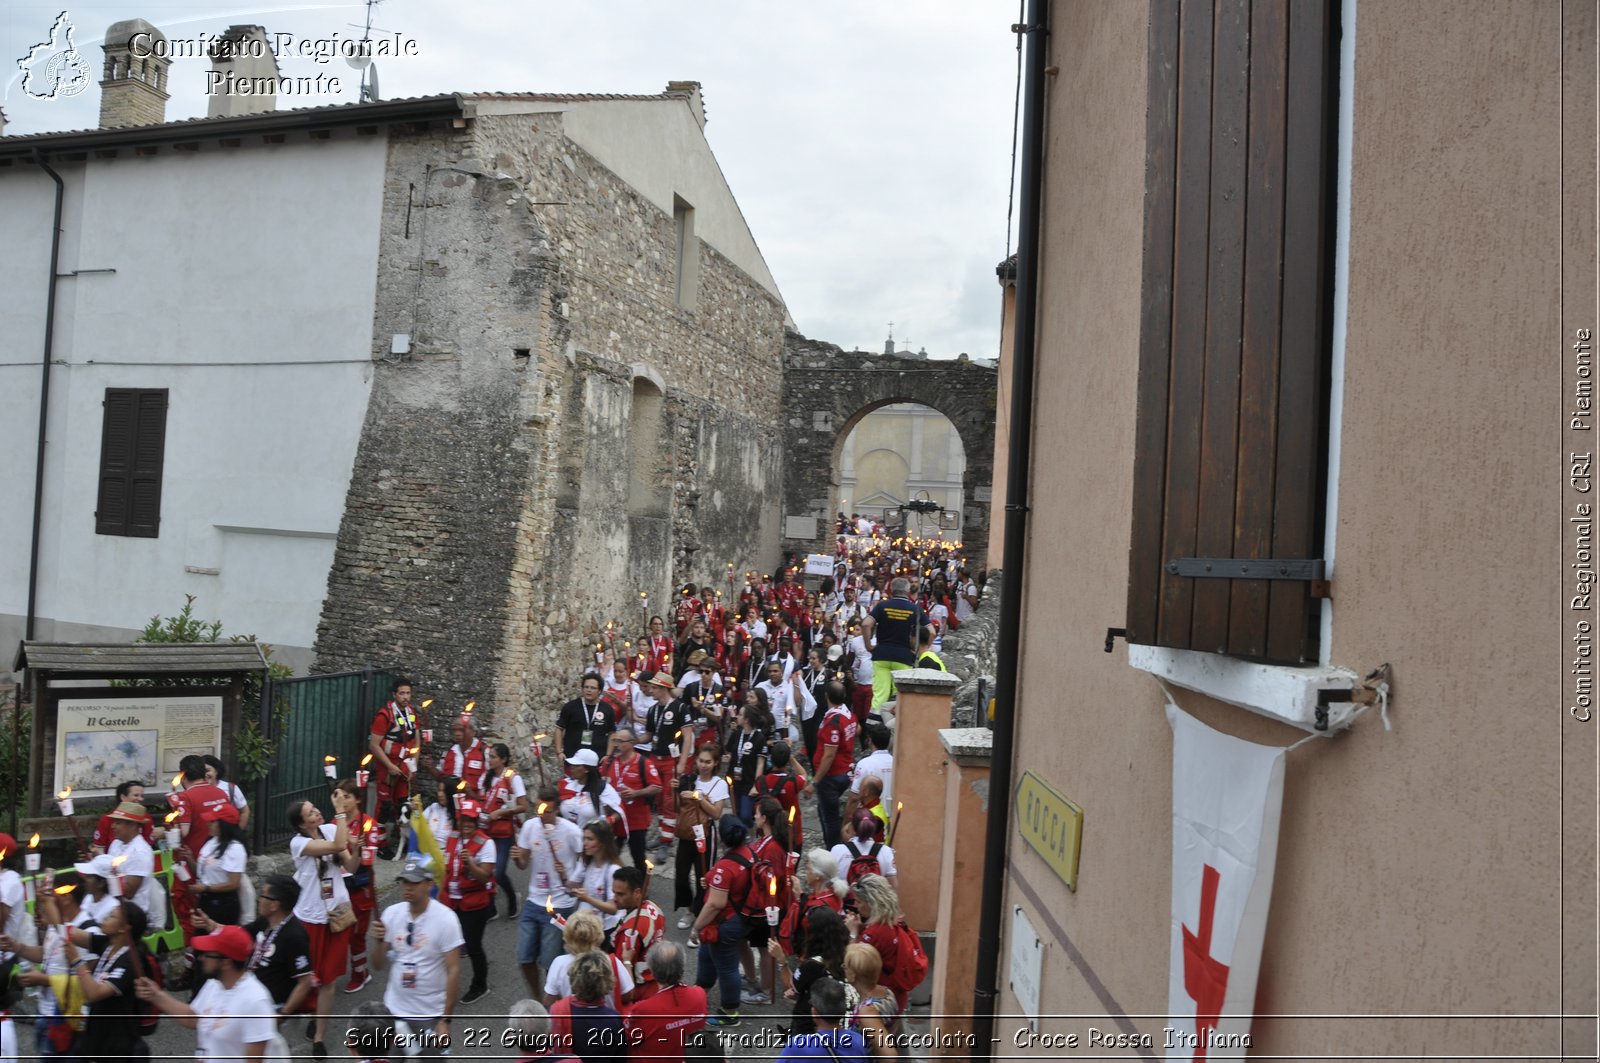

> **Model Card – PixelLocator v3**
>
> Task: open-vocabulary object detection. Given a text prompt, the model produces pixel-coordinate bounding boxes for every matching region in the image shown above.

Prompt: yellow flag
[409,796,445,873]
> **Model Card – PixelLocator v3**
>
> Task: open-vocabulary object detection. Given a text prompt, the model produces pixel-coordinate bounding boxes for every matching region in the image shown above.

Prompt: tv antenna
[345,0,385,102]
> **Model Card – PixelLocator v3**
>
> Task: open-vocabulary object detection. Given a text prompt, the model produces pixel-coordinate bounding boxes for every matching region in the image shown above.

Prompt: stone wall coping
[939,727,994,761]
[893,668,962,693]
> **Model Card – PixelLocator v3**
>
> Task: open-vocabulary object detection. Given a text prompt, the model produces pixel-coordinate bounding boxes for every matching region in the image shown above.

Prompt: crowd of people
[0,529,975,1062]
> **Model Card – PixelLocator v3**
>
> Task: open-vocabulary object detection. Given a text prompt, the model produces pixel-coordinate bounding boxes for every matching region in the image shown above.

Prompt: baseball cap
[827,645,845,662]
[456,798,483,820]
[398,855,436,882]
[74,854,116,879]
[192,924,253,963]
[566,749,600,768]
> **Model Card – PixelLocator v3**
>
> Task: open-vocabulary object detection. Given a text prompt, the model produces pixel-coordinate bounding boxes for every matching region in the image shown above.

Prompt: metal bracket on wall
[1103,627,1126,653]
[1166,558,1326,581]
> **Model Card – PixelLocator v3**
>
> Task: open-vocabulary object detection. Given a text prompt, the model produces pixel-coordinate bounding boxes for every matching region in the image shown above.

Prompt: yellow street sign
[1015,770,1083,891]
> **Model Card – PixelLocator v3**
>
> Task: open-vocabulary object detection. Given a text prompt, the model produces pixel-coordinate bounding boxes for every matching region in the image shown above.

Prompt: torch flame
[787,807,796,823]
[534,733,548,741]
[171,772,184,788]
[456,780,467,791]
[361,754,373,767]
[323,755,337,765]
[896,801,904,812]
[464,701,476,714]
[545,895,554,915]
[769,877,777,897]
[28,833,40,849]
[645,859,654,872]
[640,592,648,599]
[58,786,71,799]
[165,811,180,825]
[110,854,127,870]
[363,817,374,832]
[537,802,549,814]
[421,698,434,708]
[54,883,77,895]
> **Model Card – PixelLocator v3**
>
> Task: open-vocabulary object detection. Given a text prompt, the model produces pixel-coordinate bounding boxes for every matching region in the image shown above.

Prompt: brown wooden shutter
[96,387,167,537]
[1127,0,1337,665]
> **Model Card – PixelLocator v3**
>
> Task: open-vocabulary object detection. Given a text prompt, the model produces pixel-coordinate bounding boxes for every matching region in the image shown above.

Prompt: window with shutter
[96,387,167,538]
[1126,0,1339,666]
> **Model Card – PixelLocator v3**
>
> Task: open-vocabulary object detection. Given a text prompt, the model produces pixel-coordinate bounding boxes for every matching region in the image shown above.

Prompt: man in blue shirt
[867,578,925,710]
[777,978,870,1062]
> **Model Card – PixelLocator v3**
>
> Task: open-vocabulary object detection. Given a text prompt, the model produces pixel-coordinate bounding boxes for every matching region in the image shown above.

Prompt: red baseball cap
[192,924,252,963]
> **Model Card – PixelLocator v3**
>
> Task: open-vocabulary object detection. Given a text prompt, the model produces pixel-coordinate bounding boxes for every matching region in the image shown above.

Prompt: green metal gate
[256,667,394,849]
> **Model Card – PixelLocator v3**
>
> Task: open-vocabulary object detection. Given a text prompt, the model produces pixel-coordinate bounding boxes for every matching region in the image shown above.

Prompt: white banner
[1165,703,1286,1061]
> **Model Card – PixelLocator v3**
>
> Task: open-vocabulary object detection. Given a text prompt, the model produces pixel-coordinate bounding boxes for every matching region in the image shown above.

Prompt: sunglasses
[405,921,415,947]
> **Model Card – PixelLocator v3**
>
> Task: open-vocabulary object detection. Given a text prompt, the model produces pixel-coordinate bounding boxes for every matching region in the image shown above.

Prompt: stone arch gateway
[780,330,998,572]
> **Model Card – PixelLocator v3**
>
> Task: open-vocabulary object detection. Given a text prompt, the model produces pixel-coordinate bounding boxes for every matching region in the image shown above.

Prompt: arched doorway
[837,403,967,538]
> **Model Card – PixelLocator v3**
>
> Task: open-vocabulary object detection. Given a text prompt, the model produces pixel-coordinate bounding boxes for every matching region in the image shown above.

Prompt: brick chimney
[99,18,170,127]
[665,80,706,129]
[206,26,280,117]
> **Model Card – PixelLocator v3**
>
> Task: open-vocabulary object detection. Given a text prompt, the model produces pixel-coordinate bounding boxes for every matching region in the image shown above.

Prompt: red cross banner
[1165,703,1287,1061]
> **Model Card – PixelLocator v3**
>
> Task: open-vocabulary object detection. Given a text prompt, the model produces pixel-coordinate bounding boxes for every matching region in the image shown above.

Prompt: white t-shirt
[85,893,120,926]
[831,838,897,880]
[543,951,633,1011]
[0,870,27,947]
[745,617,768,642]
[570,860,622,929]
[423,802,452,845]
[847,636,875,686]
[954,580,978,621]
[108,835,157,920]
[218,780,250,814]
[379,899,465,1021]
[851,750,895,806]
[197,837,248,889]
[691,775,731,815]
[289,826,349,925]
[560,783,624,828]
[193,971,277,1061]
[517,817,585,909]
[926,603,950,650]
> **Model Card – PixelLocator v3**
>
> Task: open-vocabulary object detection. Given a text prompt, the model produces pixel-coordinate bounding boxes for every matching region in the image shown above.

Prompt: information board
[54,694,224,799]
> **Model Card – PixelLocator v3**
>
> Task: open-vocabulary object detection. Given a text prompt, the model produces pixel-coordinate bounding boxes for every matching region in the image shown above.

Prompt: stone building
[1,76,787,748]
[839,402,968,534]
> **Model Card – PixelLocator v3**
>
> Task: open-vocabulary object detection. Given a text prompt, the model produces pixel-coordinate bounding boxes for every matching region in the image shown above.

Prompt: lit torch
[56,786,74,817]
[890,800,903,844]
[24,833,40,907]
[323,754,338,780]
[358,753,374,789]
[766,874,781,926]
[546,894,567,927]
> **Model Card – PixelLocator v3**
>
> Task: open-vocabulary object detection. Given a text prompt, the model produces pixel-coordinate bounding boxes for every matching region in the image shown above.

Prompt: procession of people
[0,528,973,1062]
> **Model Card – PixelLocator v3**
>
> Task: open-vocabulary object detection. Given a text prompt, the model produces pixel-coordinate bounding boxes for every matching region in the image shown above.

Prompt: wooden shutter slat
[1190,0,1252,653]
[1131,0,1335,666]
[96,387,166,538]
[1155,0,1216,650]
[1127,0,1184,647]
[1267,0,1335,663]
[96,390,136,535]
[1228,0,1291,657]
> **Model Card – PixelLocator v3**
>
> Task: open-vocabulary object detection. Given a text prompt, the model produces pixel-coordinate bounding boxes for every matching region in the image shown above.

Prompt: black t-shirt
[674,638,713,678]
[79,934,143,1060]
[728,727,769,786]
[869,597,925,666]
[245,915,313,1006]
[643,698,691,754]
[558,699,616,757]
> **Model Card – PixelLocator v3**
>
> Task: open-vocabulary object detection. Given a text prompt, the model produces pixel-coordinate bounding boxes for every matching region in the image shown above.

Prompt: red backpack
[725,848,781,918]
[881,919,929,993]
[845,841,884,886]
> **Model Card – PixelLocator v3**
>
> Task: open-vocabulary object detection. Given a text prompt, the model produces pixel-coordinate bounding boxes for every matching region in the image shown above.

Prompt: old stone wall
[941,568,1002,727]
[316,108,785,751]
[779,332,997,571]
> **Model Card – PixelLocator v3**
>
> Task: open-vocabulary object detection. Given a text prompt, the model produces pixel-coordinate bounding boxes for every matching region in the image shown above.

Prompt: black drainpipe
[971,0,1048,1057]
[26,150,66,644]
